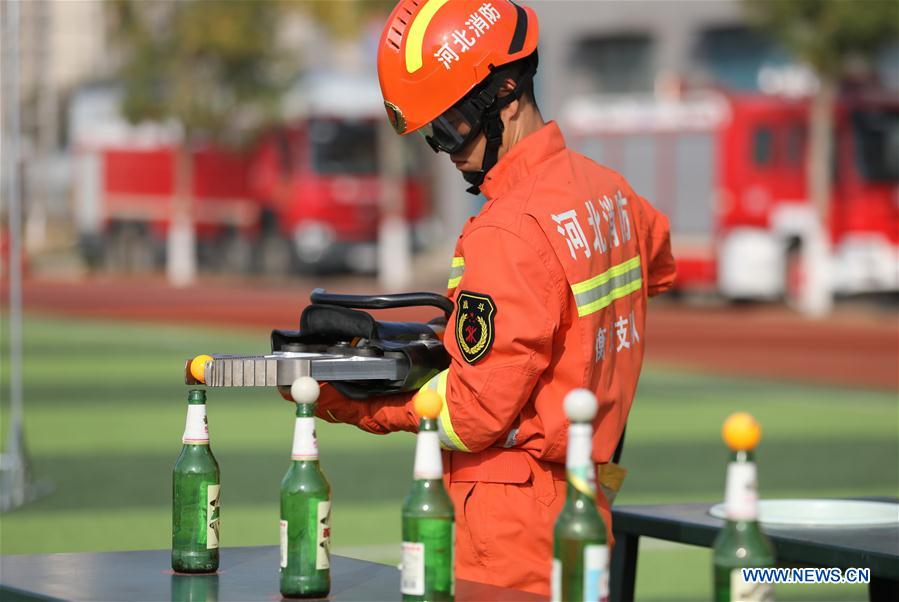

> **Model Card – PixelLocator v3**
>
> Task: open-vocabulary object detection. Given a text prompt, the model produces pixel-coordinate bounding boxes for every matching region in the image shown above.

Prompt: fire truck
[562,91,899,301]
[72,76,429,275]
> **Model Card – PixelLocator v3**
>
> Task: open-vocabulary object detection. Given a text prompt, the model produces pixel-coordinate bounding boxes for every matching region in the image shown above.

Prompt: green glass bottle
[170,573,219,602]
[172,389,221,574]
[401,391,454,602]
[552,389,608,602]
[280,382,331,598]
[713,413,776,602]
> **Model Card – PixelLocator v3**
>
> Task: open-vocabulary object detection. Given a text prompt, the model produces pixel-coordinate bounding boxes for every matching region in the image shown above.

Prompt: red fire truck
[562,90,899,301]
[247,118,428,274]
[73,81,429,275]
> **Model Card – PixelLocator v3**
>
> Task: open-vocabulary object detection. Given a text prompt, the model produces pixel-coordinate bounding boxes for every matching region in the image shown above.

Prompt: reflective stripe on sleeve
[571,255,643,317]
[419,369,470,452]
[447,256,465,289]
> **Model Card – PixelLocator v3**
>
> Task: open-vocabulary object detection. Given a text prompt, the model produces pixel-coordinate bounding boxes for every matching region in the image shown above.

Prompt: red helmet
[377,0,539,136]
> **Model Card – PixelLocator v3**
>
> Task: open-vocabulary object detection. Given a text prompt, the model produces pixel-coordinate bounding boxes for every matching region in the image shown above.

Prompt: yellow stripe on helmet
[405,0,451,73]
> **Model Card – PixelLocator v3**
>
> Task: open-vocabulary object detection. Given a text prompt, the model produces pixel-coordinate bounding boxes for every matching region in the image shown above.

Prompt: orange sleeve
[641,197,676,297]
[312,221,563,446]
[312,241,465,436]
[314,385,418,435]
[431,221,564,453]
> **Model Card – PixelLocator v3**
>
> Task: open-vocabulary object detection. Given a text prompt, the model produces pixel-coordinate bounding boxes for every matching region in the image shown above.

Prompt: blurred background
[1,1,896,600]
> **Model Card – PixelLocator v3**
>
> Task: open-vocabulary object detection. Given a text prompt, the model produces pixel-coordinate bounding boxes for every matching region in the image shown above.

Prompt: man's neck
[506,106,546,150]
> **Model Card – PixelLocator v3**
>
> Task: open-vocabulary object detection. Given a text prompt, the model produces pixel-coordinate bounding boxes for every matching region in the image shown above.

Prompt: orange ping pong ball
[722,412,761,451]
[414,390,443,419]
[190,354,213,384]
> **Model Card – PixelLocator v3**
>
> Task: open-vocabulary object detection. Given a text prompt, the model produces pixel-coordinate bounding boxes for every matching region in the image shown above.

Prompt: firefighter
[314,0,676,595]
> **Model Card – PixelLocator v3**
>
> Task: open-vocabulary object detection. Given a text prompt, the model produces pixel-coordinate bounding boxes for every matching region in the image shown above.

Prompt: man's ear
[501,97,521,123]
[498,78,522,122]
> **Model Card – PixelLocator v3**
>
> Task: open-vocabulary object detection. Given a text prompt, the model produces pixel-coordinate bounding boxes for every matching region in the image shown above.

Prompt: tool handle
[310,289,453,319]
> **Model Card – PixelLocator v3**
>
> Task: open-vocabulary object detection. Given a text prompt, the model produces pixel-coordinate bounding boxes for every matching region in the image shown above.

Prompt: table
[0,546,543,601]
[609,501,899,602]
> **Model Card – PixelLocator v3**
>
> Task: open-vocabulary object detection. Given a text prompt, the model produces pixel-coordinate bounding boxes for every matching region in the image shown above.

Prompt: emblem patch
[384,101,406,134]
[455,291,496,364]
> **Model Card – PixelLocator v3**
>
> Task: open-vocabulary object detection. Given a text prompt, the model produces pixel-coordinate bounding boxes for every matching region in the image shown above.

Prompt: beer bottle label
[730,569,774,601]
[567,465,597,498]
[551,558,561,602]
[584,544,609,602]
[182,405,210,444]
[401,541,425,596]
[291,417,318,460]
[412,431,442,479]
[279,519,288,568]
[316,500,331,570]
[206,484,220,549]
[725,462,758,521]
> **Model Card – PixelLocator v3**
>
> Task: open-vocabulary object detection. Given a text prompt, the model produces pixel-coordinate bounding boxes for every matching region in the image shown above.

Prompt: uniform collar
[479,121,567,201]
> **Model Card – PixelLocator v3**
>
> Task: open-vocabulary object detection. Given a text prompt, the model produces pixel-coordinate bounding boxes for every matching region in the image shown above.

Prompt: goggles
[418,58,538,156]
[420,106,484,155]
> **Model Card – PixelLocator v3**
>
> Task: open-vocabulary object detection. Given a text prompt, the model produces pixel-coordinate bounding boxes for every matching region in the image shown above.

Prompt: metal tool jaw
[183,352,403,387]
[184,289,451,399]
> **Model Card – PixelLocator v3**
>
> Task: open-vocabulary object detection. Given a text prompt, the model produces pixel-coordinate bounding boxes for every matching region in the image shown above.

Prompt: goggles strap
[464,109,504,195]
[463,66,536,195]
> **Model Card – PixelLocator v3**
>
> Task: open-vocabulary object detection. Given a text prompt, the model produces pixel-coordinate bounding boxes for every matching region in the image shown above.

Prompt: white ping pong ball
[291,376,320,404]
[564,389,598,422]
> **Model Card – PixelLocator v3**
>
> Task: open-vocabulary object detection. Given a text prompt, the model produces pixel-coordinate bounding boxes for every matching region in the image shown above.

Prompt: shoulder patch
[455,291,496,365]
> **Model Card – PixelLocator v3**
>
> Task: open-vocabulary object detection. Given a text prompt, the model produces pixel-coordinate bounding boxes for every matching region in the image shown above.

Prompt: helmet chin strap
[463,106,504,195]
[462,65,536,196]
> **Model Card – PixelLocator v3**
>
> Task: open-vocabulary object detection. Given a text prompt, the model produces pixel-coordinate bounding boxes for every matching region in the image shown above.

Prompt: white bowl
[708,499,899,528]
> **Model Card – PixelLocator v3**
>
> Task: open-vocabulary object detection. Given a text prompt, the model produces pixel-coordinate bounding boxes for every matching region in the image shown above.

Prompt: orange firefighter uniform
[316,121,676,595]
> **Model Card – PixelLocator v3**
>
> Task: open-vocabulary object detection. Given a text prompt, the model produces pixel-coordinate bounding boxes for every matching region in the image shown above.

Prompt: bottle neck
[724,450,758,521]
[413,418,443,480]
[291,402,318,461]
[565,423,596,499]
[182,402,209,444]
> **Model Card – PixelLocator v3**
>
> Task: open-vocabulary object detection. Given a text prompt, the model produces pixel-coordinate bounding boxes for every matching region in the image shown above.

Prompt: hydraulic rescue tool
[184,289,451,399]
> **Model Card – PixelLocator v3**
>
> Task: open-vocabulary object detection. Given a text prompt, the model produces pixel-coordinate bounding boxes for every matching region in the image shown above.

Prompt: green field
[1,315,895,601]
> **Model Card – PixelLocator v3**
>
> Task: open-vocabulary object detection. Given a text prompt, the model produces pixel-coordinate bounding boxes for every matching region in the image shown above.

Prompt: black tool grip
[310,288,453,319]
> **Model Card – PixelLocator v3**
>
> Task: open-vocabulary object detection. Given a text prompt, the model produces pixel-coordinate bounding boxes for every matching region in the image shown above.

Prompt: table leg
[610,533,639,602]
[869,577,898,602]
